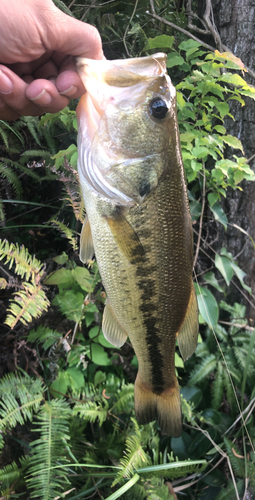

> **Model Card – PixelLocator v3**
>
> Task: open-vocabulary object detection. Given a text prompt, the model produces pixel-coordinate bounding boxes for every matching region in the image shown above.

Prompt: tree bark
[198,0,255,320]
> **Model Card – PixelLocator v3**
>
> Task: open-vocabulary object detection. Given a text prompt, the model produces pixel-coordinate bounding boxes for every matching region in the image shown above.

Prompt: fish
[76,53,199,437]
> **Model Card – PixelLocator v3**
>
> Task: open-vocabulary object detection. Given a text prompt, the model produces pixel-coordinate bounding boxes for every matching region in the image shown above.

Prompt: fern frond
[27,326,63,350]
[125,481,147,499]
[212,361,224,410]
[0,162,23,199]
[113,418,148,486]
[189,354,217,386]
[233,346,255,375]
[27,399,72,500]
[215,478,244,499]
[0,371,44,399]
[111,384,134,414]
[74,400,108,426]
[0,456,29,488]
[22,116,42,147]
[52,220,78,251]
[0,240,44,280]
[0,127,9,148]
[223,370,238,414]
[146,477,174,500]
[0,389,43,432]
[5,282,50,328]
[223,437,245,477]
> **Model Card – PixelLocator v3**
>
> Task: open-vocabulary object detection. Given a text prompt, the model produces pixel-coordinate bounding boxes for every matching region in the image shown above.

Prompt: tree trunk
[199,0,255,321]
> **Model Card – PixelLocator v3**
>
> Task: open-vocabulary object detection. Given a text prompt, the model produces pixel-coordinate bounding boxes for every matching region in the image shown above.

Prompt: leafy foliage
[1,1,255,499]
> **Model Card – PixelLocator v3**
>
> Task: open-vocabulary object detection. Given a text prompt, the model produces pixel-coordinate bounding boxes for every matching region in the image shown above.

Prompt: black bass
[76,53,198,437]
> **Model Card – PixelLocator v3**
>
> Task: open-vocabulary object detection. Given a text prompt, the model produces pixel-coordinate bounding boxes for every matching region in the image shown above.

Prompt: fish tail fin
[134,374,182,437]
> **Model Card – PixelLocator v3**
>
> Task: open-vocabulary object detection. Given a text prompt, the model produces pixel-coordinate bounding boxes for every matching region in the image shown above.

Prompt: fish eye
[149,97,168,119]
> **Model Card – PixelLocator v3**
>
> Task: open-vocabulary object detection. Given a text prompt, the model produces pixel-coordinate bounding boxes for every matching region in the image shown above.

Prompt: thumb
[42,4,104,60]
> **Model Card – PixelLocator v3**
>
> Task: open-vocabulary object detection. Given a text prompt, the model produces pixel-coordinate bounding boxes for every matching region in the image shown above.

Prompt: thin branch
[148,3,255,81]
[146,11,216,51]
[80,0,97,22]
[123,0,139,56]
[149,0,156,15]
[203,0,223,51]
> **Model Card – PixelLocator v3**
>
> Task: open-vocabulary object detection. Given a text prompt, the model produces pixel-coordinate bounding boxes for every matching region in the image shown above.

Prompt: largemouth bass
[76,53,198,437]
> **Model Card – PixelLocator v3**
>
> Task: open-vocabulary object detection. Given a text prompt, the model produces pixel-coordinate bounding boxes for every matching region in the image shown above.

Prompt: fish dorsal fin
[177,283,199,361]
[104,211,145,263]
[102,299,128,347]
[79,216,94,263]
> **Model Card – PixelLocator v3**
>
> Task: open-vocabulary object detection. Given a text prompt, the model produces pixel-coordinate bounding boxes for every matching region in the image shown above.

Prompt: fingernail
[29,89,53,105]
[60,85,78,97]
[0,70,13,94]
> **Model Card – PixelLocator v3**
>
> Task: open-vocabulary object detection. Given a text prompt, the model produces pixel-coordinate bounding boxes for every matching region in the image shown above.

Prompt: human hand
[0,0,103,120]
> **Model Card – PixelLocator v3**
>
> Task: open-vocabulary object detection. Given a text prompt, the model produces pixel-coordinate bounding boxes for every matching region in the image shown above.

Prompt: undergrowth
[1,1,255,499]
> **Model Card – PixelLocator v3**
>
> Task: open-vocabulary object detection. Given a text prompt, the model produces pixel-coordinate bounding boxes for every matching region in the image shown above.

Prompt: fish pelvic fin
[134,374,182,437]
[177,283,199,361]
[102,298,128,348]
[79,216,95,263]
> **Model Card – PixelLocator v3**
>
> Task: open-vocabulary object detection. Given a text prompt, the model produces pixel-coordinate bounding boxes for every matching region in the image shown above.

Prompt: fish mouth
[76,53,170,114]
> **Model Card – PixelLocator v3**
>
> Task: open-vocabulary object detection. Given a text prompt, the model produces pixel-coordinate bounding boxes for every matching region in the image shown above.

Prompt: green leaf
[213,125,226,134]
[175,352,184,368]
[222,135,244,152]
[179,40,201,51]
[220,73,247,86]
[144,35,174,50]
[176,91,186,108]
[187,428,217,458]
[53,252,68,265]
[230,262,251,292]
[207,192,219,207]
[50,371,69,396]
[44,268,73,285]
[194,285,219,328]
[181,386,203,409]
[66,367,85,391]
[72,266,93,291]
[209,203,228,229]
[167,53,185,68]
[87,343,110,366]
[203,272,224,293]
[215,254,233,286]
[53,290,85,322]
[105,474,140,500]
[214,101,229,118]
[171,432,193,461]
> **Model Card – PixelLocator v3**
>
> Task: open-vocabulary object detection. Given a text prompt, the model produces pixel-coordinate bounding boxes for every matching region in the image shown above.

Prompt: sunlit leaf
[144,35,174,50]
[215,254,233,285]
[194,285,219,328]
[203,271,224,293]
[209,203,228,229]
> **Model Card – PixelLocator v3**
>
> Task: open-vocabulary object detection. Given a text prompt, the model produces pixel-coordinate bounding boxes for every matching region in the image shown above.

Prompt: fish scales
[76,53,199,437]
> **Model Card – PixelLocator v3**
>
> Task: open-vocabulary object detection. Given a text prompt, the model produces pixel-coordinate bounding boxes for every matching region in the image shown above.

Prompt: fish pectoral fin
[135,374,182,437]
[79,216,95,263]
[104,211,145,263]
[102,299,128,348]
[177,283,199,361]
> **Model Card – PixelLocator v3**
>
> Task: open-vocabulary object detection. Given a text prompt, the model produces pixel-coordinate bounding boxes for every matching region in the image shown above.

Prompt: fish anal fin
[79,216,94,263]
[134,374,182,437]
[102,299,128,348]
[104,211,145,263]
[177,283,199,361]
